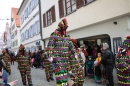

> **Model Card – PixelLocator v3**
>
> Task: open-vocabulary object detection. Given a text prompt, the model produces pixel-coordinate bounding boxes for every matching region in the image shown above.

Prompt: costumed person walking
[17,44,33,86]
[47,18,81,86]
[70,39,85,86]
[42,47,54,82]
[10,52,14,65]
[1,49,11,75]
[116,36,130,86]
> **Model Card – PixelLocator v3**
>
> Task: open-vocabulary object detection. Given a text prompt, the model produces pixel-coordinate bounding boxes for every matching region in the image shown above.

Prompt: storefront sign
[113,37,122,55]
[36,41,40,45]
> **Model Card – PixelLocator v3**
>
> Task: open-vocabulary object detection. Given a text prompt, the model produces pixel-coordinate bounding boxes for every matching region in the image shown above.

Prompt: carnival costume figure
[2,49,11,75]
[42,47,54,82]
[47,18,81,86]
[116,36,130,86]
[70,38,85,86]
[17,44,33,86]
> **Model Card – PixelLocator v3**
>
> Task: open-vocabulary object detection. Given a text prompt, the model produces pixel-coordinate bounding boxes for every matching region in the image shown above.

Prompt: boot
[47,79,50,82]
[23,82,26,85]
[49,77,54,81]
[29,84,33,86]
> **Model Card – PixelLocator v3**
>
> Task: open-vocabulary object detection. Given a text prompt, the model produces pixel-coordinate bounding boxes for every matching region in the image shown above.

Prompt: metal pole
[38,0,45,48]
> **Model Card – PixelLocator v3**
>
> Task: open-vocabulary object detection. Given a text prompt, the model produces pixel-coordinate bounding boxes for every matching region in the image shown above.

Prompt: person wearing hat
[47,18,82,86]
[42,46,54,82]
[1,49,11,75]
[17,44,33,86]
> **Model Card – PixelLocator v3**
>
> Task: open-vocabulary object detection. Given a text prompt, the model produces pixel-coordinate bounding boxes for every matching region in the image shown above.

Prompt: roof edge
[17,0,25,15]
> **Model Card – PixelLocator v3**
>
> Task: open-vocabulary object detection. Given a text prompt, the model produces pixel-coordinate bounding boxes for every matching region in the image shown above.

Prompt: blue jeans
[2,70,8,84]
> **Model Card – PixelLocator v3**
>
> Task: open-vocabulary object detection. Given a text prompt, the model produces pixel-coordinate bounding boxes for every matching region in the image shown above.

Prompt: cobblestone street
[8,62,117,86]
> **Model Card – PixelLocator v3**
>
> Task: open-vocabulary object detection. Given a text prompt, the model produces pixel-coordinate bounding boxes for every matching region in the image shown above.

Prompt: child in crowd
[94,52,102,84]
[86,56,94,78]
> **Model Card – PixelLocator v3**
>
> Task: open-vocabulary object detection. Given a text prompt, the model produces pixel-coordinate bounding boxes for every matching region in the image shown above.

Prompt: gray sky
[0,0,22,36]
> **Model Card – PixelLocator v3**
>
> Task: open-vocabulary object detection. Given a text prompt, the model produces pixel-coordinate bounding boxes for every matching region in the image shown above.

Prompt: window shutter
[52,5,56,23]
[58,0,64,18]
[76,0,84,9]
[43,13,46,28]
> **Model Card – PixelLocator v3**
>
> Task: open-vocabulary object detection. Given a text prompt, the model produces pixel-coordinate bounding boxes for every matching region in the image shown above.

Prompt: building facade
[40,0,130,83]
[17,0,43,52]
[11,8,21,52]
[0,33,5,54]
[2,22,12,50]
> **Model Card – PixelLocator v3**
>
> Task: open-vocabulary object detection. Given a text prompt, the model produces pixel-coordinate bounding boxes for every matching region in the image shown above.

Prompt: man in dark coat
[101,43,114,86]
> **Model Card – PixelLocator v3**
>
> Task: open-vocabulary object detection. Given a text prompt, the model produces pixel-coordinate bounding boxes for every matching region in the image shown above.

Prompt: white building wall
[19,0,43,52]
[41,0,130,39]
[11,10,21,52]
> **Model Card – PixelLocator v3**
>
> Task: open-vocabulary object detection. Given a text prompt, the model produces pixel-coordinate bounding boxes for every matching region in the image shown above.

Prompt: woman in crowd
[94,52,102,84]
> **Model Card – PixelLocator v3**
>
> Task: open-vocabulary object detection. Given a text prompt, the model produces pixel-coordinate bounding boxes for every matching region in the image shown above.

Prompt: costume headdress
[122,36,130,49]
[70,38,78,49]
[2,50,6,54]
[55,18,68,36]
[19,44,25,51]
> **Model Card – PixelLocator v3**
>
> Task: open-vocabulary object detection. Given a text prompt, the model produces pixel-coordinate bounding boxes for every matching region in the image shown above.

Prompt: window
[20,16,22,24]
[35,0,38,7]
[38,20,40,33]
[12,24,15,30]
[15,30,17,36]
[16,40,18,46]
[43,5,56,28]
[32,24,35,36]
[47,10,52,26]
[29,2,32,14]
[28,28,30,38]
[30,26,33,37]
[85,0,95,4]
[59,0,91,18]
[65,0,76,14]
[26,7,28,17]
[26,30,28,39]
[31,0,34,10]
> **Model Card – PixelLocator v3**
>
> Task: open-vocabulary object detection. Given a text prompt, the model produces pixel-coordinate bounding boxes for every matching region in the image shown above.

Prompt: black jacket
[101,49,115,66]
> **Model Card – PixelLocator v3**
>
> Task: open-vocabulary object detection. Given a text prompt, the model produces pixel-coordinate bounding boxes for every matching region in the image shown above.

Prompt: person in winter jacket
[101,43,114,86]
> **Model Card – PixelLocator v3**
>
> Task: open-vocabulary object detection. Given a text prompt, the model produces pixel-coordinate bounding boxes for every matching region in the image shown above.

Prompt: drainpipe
[38,0,45,48]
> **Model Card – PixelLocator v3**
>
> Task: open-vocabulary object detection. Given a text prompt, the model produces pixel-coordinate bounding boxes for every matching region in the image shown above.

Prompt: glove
[48,57,53,62]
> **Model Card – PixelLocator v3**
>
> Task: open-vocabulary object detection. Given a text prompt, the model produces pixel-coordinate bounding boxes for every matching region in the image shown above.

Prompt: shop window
[43,5,56,28]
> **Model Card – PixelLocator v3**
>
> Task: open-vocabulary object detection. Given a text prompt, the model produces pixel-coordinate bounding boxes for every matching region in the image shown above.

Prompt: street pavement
[8,62,118,86]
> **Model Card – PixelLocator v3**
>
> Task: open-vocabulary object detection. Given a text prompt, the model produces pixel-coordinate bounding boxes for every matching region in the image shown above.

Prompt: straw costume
[116,36,130,85]
[47,18,81,86]
[17,44,33,86]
